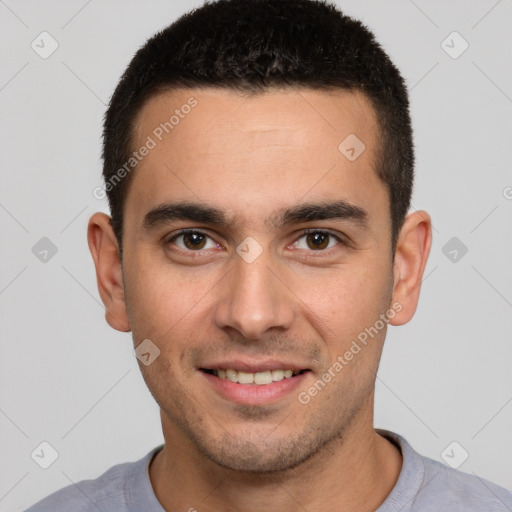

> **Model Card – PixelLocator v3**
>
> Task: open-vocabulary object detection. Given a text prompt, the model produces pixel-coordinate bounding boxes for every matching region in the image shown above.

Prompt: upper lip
[200,359,311,373]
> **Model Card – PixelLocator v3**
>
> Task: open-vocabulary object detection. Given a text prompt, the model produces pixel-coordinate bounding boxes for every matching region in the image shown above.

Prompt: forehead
[133,86,377,158]
[126,87,388,233]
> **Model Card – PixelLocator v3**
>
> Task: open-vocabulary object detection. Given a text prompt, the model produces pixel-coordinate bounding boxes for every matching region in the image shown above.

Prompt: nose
[213,248,295,341]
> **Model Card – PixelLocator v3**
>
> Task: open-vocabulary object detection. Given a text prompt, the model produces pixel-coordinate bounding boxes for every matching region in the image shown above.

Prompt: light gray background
[1,0,511,510]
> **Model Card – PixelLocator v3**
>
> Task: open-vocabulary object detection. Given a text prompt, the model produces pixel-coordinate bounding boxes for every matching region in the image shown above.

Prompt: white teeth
[226,369,238,382]
[213,369,301,385]
[271,369,284,381]
[254,371,273,385]
[237,371,254,384]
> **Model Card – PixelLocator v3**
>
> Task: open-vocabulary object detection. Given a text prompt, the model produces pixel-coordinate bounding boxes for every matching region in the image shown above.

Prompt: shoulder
[378,429,512,512]
[418,453,512,511]
[24,447,162,512]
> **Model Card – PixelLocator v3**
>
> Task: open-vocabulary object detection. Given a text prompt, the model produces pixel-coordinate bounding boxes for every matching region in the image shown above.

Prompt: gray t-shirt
[25,430,512,511]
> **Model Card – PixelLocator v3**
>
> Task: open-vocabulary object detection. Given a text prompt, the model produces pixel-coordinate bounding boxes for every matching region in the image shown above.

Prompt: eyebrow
[143,200,369,232]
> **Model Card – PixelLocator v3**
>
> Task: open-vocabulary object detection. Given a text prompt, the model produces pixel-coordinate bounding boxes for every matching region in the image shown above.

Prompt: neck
[149,411,402,512]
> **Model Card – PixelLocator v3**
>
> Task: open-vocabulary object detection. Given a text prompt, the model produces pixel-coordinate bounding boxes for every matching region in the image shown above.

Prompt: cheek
[297,258,393,349]
[123,252,217,342]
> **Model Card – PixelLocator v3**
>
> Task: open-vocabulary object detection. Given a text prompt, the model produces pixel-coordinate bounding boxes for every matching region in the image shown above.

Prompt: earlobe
[389,210,432,326]
[87,212,131,332]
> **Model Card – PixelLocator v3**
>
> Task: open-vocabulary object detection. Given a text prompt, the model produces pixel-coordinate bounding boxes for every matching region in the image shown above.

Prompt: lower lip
[201,371,310,405]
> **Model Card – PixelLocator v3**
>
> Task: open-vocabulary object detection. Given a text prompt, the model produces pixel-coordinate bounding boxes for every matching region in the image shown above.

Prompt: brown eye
[168,230,217,251]
[306,232,330,250]
[294,230,342,252]
[182,232,207,250]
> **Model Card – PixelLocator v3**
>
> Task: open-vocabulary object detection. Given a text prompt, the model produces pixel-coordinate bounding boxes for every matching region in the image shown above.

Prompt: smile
[200,367,312,405]
[201,368,308,385]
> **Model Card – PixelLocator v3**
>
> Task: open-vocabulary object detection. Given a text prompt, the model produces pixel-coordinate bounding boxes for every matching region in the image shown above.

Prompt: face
[103,87,404,472]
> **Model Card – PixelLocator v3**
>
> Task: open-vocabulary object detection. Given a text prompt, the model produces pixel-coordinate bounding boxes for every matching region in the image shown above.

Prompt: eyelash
[165,228,346,257]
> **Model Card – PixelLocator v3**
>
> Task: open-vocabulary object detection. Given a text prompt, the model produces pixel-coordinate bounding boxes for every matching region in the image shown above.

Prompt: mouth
[200,368,310,385]
[199,365,312,405]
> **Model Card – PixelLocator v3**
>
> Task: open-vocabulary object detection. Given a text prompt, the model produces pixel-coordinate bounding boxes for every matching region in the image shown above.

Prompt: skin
[88,87,431,512]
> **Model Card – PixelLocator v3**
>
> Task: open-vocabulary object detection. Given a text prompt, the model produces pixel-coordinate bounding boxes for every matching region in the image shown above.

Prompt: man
[26,0,512,510]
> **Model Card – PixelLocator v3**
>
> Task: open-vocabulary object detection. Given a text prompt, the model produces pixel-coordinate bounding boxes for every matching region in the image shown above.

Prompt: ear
[389,210,432,326]
[87,212,131,332]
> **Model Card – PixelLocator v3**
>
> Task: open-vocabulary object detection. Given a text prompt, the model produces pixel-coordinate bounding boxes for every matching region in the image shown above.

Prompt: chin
[189,424,334,474]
